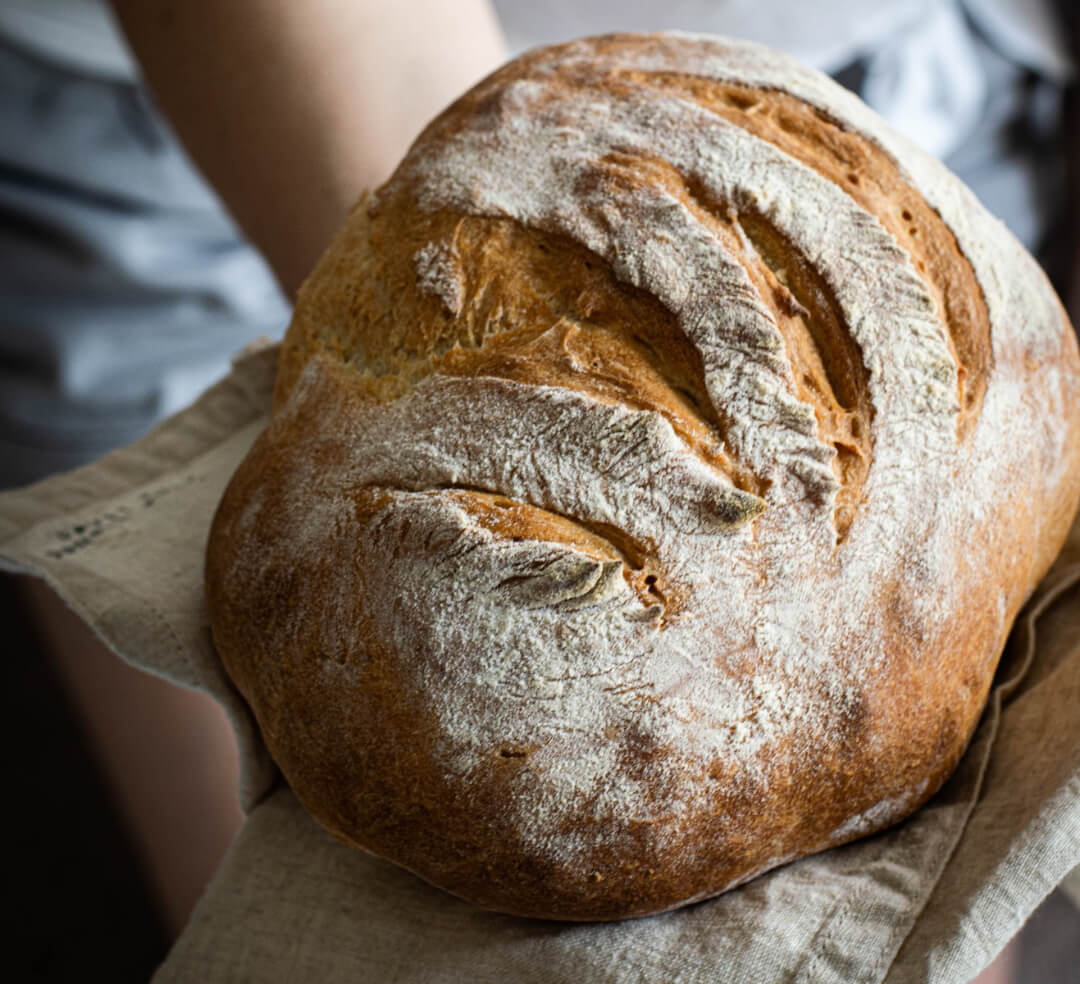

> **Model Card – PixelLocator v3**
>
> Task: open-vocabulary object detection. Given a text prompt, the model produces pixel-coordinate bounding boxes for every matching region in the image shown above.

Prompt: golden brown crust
[207,33,1080,921]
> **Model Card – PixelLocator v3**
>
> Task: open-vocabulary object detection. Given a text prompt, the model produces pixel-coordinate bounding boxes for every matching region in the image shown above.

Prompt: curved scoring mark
[326,369,766,546]
[637,161,872,535]
[432,217,766,497]
[726,207,871,536]
[443,37,986,424]
[588,151,862,514]
[436,487,673,619]
[459,165,870,527]
[607,70,990,430]
[392,64,961,529]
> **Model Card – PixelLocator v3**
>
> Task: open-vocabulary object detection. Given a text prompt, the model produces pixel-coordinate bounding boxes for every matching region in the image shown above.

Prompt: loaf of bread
[206,33,1080,921]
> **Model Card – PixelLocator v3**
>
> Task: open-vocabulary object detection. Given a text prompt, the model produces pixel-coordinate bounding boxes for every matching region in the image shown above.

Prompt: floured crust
[206,33,1080,920]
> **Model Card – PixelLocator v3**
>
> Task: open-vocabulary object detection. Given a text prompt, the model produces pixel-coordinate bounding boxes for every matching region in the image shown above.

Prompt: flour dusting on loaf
[206,33,1080,920]
[413,240,463,316]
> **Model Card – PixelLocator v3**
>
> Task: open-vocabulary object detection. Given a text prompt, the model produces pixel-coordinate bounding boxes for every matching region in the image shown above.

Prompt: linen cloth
[1,341,1078,984]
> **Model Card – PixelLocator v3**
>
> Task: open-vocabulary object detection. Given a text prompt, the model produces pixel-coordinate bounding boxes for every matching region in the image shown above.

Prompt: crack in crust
[451,488,684,621]
[424,41,989,430]
[594,152,870,533]
[284,45,981,542]
[431,219,766,499]
[731,209,871,536]
[287,51,972,537]
[611,70,991,431]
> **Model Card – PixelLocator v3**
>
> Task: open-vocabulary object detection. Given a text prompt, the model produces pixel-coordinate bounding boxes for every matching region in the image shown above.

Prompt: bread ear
[497,555,625,611]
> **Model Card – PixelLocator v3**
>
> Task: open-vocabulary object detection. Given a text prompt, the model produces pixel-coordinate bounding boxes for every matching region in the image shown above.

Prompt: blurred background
[2,1,1078,981]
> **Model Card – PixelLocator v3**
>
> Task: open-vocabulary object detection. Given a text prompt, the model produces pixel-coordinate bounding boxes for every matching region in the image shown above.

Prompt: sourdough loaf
[205,33,1080,921]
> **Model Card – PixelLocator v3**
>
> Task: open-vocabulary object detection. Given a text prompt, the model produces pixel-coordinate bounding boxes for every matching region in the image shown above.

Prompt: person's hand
[110,0,507,296]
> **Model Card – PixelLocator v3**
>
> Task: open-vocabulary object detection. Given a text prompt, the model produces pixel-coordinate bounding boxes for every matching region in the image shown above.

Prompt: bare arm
[109,0,507,296]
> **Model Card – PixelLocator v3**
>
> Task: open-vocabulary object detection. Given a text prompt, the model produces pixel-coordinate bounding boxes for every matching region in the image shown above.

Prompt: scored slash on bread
[206,33,1080,920]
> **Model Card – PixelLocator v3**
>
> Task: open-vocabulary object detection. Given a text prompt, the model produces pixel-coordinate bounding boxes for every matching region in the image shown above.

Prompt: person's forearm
[110,0,507,296]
